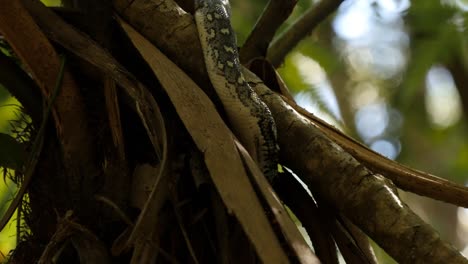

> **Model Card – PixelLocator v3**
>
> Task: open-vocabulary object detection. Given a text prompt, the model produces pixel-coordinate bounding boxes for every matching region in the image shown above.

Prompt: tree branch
[267,0,343,67]
[239,0,297,64]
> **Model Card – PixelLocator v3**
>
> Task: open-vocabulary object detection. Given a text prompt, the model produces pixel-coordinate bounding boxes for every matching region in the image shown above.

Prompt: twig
[267,0,344,67]
[239,0,297,64]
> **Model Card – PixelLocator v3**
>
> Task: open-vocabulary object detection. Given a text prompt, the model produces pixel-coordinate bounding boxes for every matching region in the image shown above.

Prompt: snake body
[194,0,278,181]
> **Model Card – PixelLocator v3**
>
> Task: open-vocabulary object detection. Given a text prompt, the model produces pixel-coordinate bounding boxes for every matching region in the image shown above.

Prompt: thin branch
[280,94,468,208]
[267,0,344,67]
[239,0,297,64]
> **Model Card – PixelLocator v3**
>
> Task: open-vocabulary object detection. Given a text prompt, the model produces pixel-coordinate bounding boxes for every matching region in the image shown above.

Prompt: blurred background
[0,0,467,262]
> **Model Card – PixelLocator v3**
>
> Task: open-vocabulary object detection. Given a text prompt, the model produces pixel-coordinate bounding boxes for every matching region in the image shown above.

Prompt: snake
[194,0,279,181]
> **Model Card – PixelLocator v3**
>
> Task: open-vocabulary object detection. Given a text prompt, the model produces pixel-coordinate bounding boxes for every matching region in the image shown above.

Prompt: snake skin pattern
[194,0,279,181]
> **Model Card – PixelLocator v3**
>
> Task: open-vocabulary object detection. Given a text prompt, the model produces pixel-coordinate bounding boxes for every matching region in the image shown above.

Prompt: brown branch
[267,0,344,67]
[239,0,297,64]
[280,94,468,208]
[114,0,208,86]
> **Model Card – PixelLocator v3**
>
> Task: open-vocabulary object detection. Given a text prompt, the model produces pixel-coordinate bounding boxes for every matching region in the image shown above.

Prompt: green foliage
[278,49,340,122]
[41,0,61,6]
[396,0,462,110]
[299,40,340,74]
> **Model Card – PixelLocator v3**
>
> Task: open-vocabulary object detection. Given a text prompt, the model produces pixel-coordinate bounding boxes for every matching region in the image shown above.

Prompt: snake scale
[194,0,279,181]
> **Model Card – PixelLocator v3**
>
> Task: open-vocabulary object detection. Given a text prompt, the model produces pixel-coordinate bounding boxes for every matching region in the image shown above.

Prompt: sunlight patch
[425,66,461,129]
